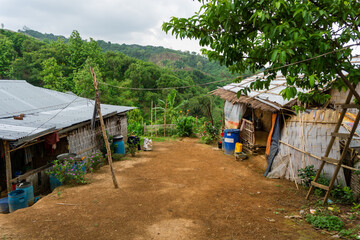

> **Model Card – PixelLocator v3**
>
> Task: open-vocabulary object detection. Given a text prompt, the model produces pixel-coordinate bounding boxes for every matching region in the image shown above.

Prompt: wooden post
[151,101,153,139]
[210,95,213,125]
[90,67,119,189]
[164,99,167,137]
[155,104,157,137]
[4,141,12,193]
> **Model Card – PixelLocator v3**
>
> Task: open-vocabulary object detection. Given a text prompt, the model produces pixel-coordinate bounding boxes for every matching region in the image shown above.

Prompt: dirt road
[0,138,328,239]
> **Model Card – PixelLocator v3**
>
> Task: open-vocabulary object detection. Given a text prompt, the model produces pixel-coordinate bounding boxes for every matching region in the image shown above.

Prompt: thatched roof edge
[212,88,281,113]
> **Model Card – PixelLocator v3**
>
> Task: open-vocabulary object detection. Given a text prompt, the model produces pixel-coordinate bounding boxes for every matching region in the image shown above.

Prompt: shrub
[305,214,344,231]
[331,186,354,204]
[175,116,196,137]
[201,120,222,144]
[298,165,316,187]
[85,151,105,171]
[46,158,87,185]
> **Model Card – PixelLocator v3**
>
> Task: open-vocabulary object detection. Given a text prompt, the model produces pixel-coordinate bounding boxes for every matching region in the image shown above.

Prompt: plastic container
[0,197,9,214]
[16,182,34,206]
[235,142,243,153]
[8,189,28,212]
[113,135,125,155]
[224,129,240,155]
[49,175,63,191]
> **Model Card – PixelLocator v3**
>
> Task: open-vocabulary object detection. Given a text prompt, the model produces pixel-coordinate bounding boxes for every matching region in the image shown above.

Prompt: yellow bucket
[235,142,243,153]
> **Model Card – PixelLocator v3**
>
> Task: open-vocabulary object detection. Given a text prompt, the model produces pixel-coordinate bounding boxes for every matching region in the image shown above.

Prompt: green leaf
[275,2,281,9]
[271,50,279,62]
[309,75,315,88]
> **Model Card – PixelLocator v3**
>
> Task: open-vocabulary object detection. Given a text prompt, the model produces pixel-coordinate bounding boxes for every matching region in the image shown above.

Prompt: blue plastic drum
[8,189,28,212]
[113,135,125,155]
[16,182,34,206]
[224,129,241,155]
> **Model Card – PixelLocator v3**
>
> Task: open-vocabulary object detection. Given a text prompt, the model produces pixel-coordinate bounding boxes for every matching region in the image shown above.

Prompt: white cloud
[0,0,204,53]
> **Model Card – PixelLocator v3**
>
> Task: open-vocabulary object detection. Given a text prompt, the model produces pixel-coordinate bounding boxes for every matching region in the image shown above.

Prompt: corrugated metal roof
[0,80,134,141]
[218,56,360,108]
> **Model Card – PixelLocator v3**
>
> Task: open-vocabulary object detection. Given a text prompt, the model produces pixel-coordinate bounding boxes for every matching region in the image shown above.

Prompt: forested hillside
[0,28,238,128]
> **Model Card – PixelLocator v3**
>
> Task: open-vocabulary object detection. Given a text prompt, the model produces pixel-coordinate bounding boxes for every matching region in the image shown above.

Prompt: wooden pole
[4,141,12,192]
[151,101,153,139]
[90,67,119,189]
[210,96,214,126]
[155,104,157,137]
[164,99,167,137]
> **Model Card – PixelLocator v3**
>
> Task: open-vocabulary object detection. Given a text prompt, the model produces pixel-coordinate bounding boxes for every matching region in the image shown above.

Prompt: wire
[98,43,360,91]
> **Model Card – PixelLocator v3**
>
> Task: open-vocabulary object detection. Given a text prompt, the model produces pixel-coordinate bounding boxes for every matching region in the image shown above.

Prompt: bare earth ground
[0,138,330,240]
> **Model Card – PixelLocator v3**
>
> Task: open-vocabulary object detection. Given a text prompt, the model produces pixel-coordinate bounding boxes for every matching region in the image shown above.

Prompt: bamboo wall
[268,109,347,185]
[67,114,127,156]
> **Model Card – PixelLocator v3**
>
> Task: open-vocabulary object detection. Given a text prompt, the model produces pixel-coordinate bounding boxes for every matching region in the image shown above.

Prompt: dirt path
[0,138,329,239]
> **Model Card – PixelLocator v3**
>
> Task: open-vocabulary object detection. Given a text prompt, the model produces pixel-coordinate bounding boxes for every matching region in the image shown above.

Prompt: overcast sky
[0,0,204,53]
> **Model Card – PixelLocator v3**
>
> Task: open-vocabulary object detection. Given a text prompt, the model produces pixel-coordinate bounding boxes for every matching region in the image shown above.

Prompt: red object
[220,132,224,137]
[44,132,60,145]
[12,183,16,191]
[219,141,222,144]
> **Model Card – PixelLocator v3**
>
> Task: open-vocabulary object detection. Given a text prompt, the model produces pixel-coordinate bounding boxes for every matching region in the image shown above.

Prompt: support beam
[4,141,12,193]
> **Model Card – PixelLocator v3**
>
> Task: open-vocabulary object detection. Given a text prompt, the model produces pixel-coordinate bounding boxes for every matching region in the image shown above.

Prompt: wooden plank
[341,103,360,109]
[4,141,12,192]
[10,163,52,183]
[311,181,330,191]
[331,132,351,139]
[322,157,339,164]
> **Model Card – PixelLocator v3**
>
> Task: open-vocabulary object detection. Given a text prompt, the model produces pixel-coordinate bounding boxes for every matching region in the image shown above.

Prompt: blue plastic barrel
[8,189,28,212]
[0,197,9,214]
[224,129,241,155]
[16,182,34,206]
[113,135,125,155]
[49,175,63,191]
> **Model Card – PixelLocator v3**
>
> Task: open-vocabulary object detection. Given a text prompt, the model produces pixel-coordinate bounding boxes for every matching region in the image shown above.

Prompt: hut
[0,80,134,195]
[212,58,360,187]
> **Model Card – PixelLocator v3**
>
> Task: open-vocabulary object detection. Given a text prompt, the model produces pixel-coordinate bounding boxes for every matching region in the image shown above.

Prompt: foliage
[331,186,354,204]
[175,115,197,137]
[97,132,115,157]
[46,158,87,185]
[297,165,316,187]
[305,214,344,231]
[156,90,187,124]
[314,175,330,197]
[201,120,221,144]
[84,151,105,171]
[112,153,124,162]
[163,0,360,105]
[127,137,139,157]
[339,227,360,239]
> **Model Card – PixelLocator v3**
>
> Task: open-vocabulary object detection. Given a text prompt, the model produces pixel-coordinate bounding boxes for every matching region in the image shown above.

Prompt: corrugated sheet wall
[269,110,346,185]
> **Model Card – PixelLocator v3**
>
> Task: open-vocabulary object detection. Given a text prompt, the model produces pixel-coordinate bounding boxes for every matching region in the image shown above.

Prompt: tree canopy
[163,0,360,104]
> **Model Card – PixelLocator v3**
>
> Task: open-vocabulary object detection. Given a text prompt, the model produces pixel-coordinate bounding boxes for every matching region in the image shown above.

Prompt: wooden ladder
[306,81,360,204]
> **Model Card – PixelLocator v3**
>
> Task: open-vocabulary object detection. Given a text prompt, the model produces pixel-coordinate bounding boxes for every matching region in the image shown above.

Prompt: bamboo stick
[91,67,119,189]
[4,141,12,192]
[151,101,153,139]
[164,99,167,137]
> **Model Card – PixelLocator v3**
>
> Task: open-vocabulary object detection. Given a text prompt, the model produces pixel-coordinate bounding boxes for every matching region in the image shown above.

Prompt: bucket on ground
[0,197,9,214]
[8,189,28,212]
[235,142,243,153]
[224,129,240,155]
[49,175,62,191]
[16,182,34,206]
[113,135,125,155]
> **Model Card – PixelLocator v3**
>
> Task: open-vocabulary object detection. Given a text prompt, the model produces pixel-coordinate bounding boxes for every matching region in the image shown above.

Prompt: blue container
[49,175,63,191]
[113,135,125,155]
[224,129,241,155]
[8,189,28,212]
[16,182,34,206]
[0,197,9,214]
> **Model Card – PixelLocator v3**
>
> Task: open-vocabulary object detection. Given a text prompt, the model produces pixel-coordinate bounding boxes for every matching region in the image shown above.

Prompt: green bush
[305,214,344,231]
[175,116,196,137]
[331,186,354,204]
[298,165,316,187]
[200,120,222,144]
[46,158,87,185]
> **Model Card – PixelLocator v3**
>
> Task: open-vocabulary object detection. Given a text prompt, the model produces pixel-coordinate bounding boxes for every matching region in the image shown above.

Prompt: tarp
[264,114,280,176]
[224,101,247,129]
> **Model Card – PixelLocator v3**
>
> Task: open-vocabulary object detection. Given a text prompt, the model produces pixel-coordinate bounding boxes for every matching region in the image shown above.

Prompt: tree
[0,35,15,78]
[41,57,66,91]
[163,0,360,104]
